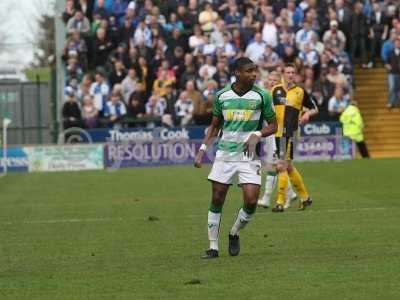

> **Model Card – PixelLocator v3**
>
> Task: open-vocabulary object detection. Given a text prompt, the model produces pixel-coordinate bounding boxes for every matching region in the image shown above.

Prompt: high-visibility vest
[339,105,364,142]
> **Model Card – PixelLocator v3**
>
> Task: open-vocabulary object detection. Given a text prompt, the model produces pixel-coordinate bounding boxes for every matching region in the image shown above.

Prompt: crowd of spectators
[61,0,400,130]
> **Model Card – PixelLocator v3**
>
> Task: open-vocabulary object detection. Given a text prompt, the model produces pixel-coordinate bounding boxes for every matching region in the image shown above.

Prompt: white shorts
[208,159,262,186]
[263,135,278,165]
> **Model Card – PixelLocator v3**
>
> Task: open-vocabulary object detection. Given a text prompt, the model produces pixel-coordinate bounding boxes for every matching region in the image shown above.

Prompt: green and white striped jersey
[212,84,276,161]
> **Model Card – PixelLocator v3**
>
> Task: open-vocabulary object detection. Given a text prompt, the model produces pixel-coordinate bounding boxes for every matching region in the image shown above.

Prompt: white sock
[260,174,277,206]
[208,211,221,250]
[230,208,252,236]
[286,181,297,200]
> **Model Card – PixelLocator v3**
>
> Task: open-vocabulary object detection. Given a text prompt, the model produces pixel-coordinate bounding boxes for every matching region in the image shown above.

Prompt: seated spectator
[202,93,214,124]
[225,4,243,31]
[167,47,185,82]
[164,12,184,33]
[145,93,168,127]
[199,56,217,80]
[66,30,88,68]
[323,20,346,51]
[108,15,120,49]
[262,12,278,48]
[245,32,266,63]
[89,68,110,114]
[168,28,188,54]
[145,6,166,27]
[108,43,130,68]
[203,79,218,100]
[285,46,299,64]
[198,2,218,32]
[328,85,350,120]
[103,91,127,128]
[81,95,98,128]
[232,28,243,51]
[148,19,165,47]
[92,28,113,67]
[93,0,109,18]
[77,74,93,102]
[211,20,226,48]
[276,8,294,29]
[153,70,175,97]
[310,32,324,55]
[119,17,135,46]
[240,17,257,51]
[298,42,319,68]
[62,87,82,130]
[133,20,152,47]
[66,10,91,36]
[311,89,329,121]
[260,45,279,73]
[76,0,93,20]
[184,78,202,107]
[175,91,194,127]
[163,84,177,126]
[179,64,197,90]
[213,61,230,88]
[200,34,217,56]
[326,62,348,88]
[176,4,193,30]
[111,0,128,25]
[276,32,295,58]
[127,92,146,127]
[109,60,127,88]
[65,55,84,83]
[157,60,176,82]
[63,0,76,23]
[189,25,205,51]
[295,20,315,50]
[121,68,139,103]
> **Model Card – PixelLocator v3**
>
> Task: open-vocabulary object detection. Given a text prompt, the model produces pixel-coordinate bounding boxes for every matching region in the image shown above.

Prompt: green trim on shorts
[267,171,277,176]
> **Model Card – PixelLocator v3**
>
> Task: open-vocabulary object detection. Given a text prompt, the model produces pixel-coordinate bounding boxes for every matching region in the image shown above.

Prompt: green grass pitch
[1,158,400,299]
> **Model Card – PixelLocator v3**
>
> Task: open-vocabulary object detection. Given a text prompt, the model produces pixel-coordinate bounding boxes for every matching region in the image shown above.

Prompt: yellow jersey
[271,83,317,137]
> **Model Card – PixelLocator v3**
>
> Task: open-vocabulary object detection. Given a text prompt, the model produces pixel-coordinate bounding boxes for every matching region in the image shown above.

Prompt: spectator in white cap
[323,20,346,51]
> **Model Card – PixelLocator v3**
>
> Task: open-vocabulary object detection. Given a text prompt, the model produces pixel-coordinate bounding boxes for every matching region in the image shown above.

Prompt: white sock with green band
[208,211,221,250]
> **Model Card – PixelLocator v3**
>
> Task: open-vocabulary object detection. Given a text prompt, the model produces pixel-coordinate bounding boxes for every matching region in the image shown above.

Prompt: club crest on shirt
[249,101,257,109]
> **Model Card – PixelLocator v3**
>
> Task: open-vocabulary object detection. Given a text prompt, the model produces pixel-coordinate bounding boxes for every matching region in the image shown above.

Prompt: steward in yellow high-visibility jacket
[340,103,370,158]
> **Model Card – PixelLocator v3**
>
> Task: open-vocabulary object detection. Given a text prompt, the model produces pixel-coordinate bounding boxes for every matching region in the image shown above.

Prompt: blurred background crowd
[61,0,400,130]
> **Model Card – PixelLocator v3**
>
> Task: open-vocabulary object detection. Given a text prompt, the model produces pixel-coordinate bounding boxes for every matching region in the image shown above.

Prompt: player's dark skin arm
[243,117,278,157]
[194,116,223,168]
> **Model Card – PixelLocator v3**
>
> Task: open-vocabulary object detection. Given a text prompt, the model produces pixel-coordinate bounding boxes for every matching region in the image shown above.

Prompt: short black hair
[232,57,254,72]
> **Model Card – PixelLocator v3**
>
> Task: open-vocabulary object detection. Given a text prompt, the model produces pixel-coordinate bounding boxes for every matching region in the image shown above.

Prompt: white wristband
[200,144,207,151]
[253,131,262,138]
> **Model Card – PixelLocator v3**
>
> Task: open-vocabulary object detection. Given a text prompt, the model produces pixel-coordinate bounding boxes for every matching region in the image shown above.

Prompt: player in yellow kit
[258,71,297,209]
[270,64,318,212]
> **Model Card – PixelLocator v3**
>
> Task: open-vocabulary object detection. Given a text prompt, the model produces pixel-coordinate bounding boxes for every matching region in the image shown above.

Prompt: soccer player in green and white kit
[194,57,277,259]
